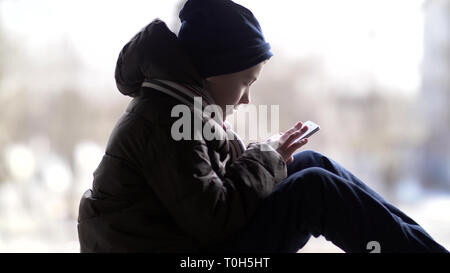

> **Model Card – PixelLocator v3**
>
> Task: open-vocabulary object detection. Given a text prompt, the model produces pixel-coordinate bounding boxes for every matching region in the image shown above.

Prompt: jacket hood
[114,19,206,97]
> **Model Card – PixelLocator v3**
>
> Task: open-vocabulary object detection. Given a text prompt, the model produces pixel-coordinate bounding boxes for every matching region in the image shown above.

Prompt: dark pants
[211,150,448,253]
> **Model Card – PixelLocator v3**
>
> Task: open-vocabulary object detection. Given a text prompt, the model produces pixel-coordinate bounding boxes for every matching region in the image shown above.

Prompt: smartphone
[294,120,320,143]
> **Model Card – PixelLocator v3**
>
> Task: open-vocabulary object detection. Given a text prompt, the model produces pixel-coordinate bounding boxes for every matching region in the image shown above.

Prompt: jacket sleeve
[141,124,287,247]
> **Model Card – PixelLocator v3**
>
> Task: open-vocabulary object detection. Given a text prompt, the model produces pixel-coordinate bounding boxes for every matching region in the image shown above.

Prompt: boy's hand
[266,121,309,164]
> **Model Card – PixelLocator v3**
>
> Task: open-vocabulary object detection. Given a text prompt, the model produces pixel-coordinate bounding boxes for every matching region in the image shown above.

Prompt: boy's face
[204,60,267,119]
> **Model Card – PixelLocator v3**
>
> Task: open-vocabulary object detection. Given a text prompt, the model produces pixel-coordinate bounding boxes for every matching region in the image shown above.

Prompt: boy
[77,0,448,253]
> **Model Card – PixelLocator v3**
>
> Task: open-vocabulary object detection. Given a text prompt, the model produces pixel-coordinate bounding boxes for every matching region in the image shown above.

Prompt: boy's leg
[287,150,420,226]
[218,167,448,253]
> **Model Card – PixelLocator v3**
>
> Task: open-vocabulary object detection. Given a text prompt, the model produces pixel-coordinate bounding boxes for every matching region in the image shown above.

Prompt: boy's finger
[281,122,303,141]
[286,138,308,155]
[280,130,302,149]
[293,121,303,129]
[280,126,308,149]
[286,156,294,164]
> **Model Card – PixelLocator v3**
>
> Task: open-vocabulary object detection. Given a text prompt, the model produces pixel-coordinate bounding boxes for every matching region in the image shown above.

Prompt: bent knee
[293,150,325,163]
[299,166,329,180]
[289,167,328,188]
[290,166,344,193]
[304,149,325,159]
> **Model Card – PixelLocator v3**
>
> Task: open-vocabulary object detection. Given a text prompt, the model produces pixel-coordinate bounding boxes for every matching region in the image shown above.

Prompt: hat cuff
[199,43,273,78]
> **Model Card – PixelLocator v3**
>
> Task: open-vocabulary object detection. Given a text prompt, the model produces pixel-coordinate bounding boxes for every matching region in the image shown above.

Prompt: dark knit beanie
[178,0,273,78]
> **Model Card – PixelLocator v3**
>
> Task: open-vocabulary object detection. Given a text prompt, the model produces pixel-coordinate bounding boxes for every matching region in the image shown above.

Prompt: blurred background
[0,0,449,252]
